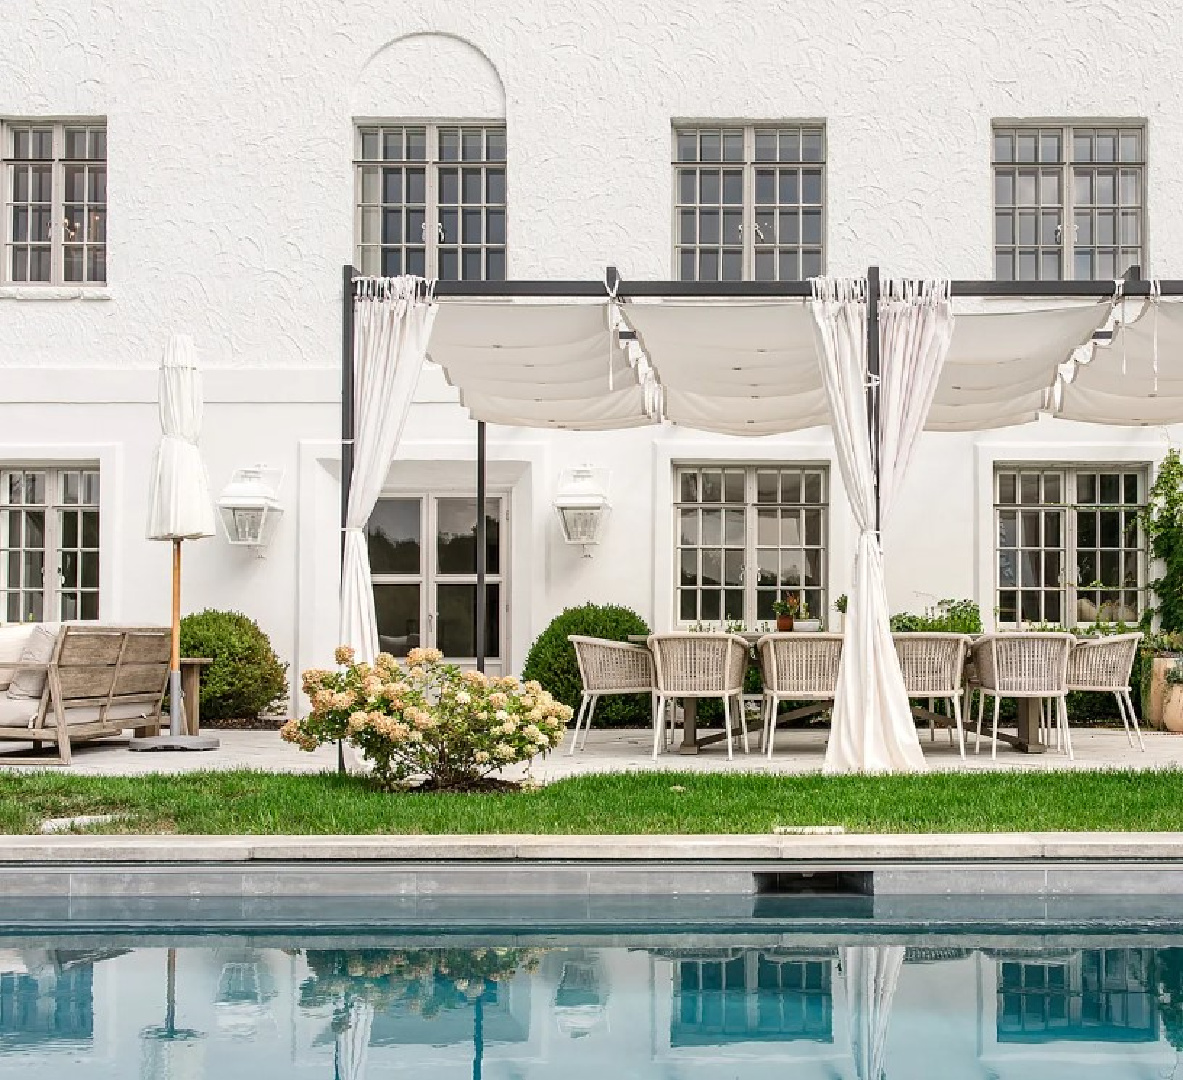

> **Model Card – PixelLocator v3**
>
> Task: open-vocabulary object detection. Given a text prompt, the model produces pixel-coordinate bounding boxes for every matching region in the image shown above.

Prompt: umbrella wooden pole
[170,539,184,736]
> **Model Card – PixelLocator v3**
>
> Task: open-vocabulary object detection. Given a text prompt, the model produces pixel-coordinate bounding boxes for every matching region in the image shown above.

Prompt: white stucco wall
[2,0,1182,687]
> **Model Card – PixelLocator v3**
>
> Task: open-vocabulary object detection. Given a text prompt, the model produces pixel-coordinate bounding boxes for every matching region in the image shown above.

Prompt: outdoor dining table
[629,633,1049,756]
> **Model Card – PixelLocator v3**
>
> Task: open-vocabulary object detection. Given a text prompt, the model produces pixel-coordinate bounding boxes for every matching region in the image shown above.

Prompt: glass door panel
[436,583,500,660]
[436,497,498,573]
[374,583,421,657]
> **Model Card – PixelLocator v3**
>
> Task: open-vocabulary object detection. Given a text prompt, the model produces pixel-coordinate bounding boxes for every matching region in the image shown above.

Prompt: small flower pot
[794,619,821,632]
[776,614,794,632]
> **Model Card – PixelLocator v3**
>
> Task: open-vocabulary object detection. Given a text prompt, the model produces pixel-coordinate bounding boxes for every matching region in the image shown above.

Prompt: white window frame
[672,462,829,628]
[992,461,1148,628]
[352,119,507,281]
[0,464,101,622]
[672,121,827,282]
[991,120,1146,281]
[368,491,508,672]
[1,118,107,287]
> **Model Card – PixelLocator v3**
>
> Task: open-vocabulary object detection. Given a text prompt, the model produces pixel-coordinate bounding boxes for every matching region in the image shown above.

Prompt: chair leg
[950,694,965,760]
[738,693,750,754]
[927,696,936,743]
[1114,690,1134,748]
[1123,689,1145,751]
[991,696,1001,760]
[580,695,599,751]
[722,696,734,762]
[1058,696,1074,760]
[652,696,666,761]
[567,695,587,755]
[765,696,778,760]
[975,690,985,754]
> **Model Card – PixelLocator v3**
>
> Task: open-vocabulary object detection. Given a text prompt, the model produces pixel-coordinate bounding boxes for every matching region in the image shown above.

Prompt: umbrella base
[128,735,220,752]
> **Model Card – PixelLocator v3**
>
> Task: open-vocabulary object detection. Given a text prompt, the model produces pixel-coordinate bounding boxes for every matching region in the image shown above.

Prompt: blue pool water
[1,927,1181,1077]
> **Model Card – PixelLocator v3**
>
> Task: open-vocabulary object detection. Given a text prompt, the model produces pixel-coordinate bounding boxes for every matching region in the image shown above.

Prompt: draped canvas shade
[1058,298,1183,424]
[428,302,653,429]
[925,302,1113,431]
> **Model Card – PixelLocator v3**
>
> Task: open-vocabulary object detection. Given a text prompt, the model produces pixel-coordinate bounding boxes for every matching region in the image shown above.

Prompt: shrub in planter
[282,646,571,790]
[521,603,651,727]
[180,609,288,723]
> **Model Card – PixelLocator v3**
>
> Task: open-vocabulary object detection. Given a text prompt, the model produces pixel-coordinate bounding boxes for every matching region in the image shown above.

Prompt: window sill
[0,286,112,301]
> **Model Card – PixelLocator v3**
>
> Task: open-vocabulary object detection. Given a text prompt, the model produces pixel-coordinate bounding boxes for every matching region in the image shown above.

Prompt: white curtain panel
[809,279,954,774]
[339,277,437,663]
[146,334,216,540]
[333,999,374,1080]
[843,945,905,1080]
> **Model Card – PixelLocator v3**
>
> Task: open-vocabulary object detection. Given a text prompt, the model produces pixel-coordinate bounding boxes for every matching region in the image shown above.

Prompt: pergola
[339,263,1183,773]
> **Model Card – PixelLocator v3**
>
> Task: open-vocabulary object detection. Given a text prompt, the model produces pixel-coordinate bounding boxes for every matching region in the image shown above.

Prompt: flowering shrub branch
[281,646,572,790]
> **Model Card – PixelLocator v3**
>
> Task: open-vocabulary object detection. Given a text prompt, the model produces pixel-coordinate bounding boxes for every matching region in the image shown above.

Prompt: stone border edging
[4,831,1183,864]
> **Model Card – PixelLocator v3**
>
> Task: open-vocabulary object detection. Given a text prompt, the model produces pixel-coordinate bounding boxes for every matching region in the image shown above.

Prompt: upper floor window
[2,121,106,286]
[993,124,1144,281]
[354,123,506,280]
[674,124,825,282]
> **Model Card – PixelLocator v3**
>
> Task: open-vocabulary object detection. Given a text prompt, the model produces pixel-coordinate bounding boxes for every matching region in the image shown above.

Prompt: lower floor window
[366,493,505,669]
[675,464,828,626]
[995,464,1146,625]
[0,467,100,622]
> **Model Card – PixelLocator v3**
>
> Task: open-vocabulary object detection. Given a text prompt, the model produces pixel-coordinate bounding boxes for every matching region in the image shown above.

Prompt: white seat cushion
[0,699,150,731]
[0,624,33,691]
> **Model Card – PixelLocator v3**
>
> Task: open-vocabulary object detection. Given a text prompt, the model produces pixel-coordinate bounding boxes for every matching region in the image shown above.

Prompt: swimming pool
[3,919,1181,1077]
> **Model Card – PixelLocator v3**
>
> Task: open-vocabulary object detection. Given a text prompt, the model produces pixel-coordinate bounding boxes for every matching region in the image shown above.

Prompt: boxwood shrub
[180,609,289,723]
[521,603,651,728]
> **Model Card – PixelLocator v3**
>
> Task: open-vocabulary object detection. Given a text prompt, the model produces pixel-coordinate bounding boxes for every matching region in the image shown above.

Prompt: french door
[366,494,505,672]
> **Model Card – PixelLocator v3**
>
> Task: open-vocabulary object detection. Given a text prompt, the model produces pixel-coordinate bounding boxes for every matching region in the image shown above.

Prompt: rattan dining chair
[969,632,1075,760]
[893,633,972,759]
[755,633,843,759]
[647,633,750,761]
[567,636,657,755]
[1065,632,1144,750]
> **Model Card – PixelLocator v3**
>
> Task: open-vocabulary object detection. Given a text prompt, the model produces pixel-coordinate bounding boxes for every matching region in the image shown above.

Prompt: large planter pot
[1165,683,1183,734]
[775,614,794,632]
[1146,654,1183,730]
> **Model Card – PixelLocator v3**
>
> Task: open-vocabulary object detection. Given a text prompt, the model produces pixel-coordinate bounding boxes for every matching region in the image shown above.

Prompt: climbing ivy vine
[1141,449,1183,633]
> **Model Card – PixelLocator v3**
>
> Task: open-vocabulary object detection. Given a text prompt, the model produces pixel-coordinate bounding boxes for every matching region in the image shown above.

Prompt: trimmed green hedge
[180,609,288,722]
[521,603,651,727]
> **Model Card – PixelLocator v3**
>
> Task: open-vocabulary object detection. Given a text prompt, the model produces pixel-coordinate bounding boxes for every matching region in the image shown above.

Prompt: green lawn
[0,769,1180,834]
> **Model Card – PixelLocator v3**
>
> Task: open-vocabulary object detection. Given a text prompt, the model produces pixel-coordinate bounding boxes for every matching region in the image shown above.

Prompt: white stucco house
[1,1,1179,711]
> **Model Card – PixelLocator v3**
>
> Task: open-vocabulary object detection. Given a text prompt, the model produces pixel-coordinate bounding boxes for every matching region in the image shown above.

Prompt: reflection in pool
[1,936,1181,1077]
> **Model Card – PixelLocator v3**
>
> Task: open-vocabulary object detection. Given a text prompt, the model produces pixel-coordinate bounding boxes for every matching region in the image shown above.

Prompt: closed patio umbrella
[131,335,218,750]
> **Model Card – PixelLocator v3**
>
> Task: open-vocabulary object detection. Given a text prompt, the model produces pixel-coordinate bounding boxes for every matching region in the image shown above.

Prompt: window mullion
[743,127,755,278]
[425,123,438,280]
[1062,126,1074,281]
[45,472,59,620]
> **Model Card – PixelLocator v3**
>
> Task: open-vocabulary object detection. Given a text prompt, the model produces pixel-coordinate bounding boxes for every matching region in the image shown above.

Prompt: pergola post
[475,420,487,673]
[338,263,356,775]
[866,265,881,531]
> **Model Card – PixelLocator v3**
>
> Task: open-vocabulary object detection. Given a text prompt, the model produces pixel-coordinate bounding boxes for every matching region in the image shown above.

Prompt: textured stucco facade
[1,1,1181,700]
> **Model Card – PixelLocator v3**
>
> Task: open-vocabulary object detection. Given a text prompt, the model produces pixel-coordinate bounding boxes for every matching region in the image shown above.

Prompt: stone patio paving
[0,725,1180,778]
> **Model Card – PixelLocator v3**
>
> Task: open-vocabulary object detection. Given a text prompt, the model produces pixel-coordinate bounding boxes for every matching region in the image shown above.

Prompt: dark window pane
[700,590,720,621]
[436,498,499,574]
[1099,511,1121,548]
[367,499,420,574]
[374,583,420,657]
[1078,549,1097,585]
[436,584,499,660]
[1077,510,1097,547]
[1021,591,1041,622]
[1044,511,1061,548]
[486,169,506,204]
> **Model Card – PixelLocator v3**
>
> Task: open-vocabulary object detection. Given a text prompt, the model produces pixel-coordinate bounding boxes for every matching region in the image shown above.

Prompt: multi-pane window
[3,121,106,285]
[671,952,833,1044]
[354,124,506,280]
[674,125,824,282]
[0,468,100,622]
[995,465,1145,626]
[676,465,827,625]
[993,124,1144,281]
[367,495,504,671]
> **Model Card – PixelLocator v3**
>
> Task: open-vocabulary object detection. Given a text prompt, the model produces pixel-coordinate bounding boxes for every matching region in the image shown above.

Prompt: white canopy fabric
[811,279,953,774]
[146,335,216,541]
[926,302,1112,431]
[623,301,827,435]
[334,999,373,1080]
[428,302,653,429]
[843,946,905,1080]
[1058,297,1183,424]
[340,278,437,664]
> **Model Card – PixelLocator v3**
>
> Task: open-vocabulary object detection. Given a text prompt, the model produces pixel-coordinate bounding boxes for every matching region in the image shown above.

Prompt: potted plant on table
[772,593,800,632]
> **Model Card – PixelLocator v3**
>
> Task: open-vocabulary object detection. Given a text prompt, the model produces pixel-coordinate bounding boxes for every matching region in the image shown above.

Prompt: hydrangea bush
[281,646,571,790]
